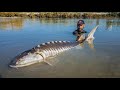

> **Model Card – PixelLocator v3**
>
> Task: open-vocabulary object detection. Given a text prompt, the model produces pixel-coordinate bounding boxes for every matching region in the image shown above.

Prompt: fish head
[9,50,43,68]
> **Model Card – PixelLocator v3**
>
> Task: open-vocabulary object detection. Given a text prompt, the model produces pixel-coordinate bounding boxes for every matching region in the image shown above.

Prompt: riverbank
[0,12,120,18]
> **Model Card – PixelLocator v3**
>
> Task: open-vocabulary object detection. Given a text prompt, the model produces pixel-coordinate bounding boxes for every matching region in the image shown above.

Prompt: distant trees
[0,12,119,18]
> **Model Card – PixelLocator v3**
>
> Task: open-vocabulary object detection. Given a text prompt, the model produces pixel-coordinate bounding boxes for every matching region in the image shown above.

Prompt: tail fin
[86,25,99,41]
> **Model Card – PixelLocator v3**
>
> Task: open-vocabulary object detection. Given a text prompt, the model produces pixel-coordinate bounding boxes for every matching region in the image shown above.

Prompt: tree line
[0,12,120,18]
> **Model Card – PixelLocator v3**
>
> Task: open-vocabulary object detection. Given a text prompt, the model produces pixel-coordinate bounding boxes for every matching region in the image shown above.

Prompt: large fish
[9,25,99,68]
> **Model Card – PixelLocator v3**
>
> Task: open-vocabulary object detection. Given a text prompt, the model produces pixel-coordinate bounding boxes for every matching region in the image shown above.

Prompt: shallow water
[0,17,120,78]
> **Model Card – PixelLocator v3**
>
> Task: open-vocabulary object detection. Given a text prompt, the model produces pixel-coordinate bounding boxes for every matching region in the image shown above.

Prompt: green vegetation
[0,12,120,18]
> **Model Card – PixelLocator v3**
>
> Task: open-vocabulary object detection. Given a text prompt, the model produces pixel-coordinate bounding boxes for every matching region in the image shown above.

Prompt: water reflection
[85,19,120,31]
[106,19,120,31]
[39,18,72,27]
[106,19,120,26]
[0,17,24,30]
[39,18,68,24]
[96,19,99,25]
[87,38,95,50]
[85,19,94,24]
[0,18,120,31]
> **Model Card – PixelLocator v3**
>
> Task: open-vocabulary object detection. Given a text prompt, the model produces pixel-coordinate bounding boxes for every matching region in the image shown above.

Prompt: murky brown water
[0,17,120,78]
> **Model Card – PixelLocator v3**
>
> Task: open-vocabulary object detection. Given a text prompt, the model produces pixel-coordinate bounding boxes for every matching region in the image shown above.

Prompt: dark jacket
[73,29,87,36]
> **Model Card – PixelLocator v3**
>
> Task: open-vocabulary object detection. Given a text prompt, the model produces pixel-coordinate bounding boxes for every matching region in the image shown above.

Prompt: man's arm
[81,30,87,33]
[73,30,81,36]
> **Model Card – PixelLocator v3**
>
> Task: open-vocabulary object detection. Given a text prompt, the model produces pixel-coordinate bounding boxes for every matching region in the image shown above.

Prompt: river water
[0,17,120,78]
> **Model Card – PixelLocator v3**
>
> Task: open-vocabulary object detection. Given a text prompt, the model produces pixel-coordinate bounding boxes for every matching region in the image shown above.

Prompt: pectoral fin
[43,60,53,66]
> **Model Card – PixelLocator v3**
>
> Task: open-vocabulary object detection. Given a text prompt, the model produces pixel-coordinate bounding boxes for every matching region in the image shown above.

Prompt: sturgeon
[9,25,99,68]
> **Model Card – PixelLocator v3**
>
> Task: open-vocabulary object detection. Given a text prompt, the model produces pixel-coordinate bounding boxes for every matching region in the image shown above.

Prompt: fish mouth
[9,61,21,68]
[9,63,28,68]
[9,59,18,68]
[9,60,41,68]
[9,65,18,68]
[9,64,28,68]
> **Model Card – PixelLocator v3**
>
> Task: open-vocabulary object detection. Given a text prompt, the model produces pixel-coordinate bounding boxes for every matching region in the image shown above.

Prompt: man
[73,20,87,41]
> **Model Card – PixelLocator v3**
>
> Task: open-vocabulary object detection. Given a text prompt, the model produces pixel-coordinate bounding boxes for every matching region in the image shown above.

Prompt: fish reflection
[87,38,95,50]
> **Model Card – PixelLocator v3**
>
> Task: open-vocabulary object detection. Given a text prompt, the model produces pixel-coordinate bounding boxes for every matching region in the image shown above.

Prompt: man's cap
[77,20,85,26]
